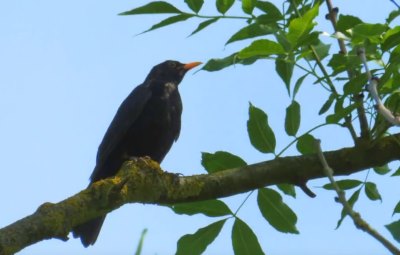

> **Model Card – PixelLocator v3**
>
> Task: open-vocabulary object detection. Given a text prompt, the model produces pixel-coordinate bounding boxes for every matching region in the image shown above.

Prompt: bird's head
[146,60,202,84]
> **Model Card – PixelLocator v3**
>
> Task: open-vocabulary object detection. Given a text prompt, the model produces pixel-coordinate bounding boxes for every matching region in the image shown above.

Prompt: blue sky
[1,0,399,254]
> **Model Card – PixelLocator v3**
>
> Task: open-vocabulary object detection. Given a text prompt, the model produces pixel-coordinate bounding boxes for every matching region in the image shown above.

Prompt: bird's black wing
[90,82,152,180]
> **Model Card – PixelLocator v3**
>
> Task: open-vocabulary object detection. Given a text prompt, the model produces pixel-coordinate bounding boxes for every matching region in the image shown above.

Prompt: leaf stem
[276,122,331,157]
[315,140,400,255]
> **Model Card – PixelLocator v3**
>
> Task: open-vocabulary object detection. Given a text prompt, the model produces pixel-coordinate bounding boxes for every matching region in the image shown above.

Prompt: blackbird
[72,60,201,247]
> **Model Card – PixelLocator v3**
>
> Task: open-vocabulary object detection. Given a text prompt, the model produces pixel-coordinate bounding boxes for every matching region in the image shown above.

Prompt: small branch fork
[325,0,370,141]
[315,139,400,255]
[358,48,400,126]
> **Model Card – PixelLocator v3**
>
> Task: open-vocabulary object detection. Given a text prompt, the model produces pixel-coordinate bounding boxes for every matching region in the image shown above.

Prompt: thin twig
[315,139,400,255]
[290,0,339,97]
[325,0,370,141]
[390,0,400,9]
[358,48,400,126]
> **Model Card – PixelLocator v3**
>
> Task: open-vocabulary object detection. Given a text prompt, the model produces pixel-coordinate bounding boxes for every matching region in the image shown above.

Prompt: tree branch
[2,134,400,255]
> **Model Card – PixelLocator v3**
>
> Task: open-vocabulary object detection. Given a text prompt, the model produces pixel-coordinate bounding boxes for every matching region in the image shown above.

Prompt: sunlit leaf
[176,219,226,255]
[382,26,400,51]
[258,188,299,233]
[202,151,247,173]
[226,23,278,45]
[247,103,276,154]
[336,15,363,34]
[232,218,265,255]
[287,4,319,48]
[301,40,331,61]
[242,0,256,14]
[387,10,400,24]
[351,23,387,44]
[255,1,283,23]
[238,39,285,59]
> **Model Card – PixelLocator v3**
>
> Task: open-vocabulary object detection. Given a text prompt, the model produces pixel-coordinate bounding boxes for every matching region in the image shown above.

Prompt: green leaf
[364,182,382,201]
[216,0,235,14]
[140,14,193,34]
[336,189,360,229]
[318,94,335,115]
[387,10,400,24]
[275,56,294,94]
[373,164,391,175]
[256,1,281,15]
[386,220,400,243]
[202,151,247,173]
[232,218,265,255]
[287,4,319,48]
[277,184,296,198]
[202,54,237,71]
[382,26,400,52]
[336,15,363,34]
[393,201,400,216]
[392,167,400,176]
[242,0,256,14]
[352,23,387,37]
[120,1,182,15]
[300,40,331,61]
[285,100,301,136]
[247,103,276,154]
[326,103,358,124]
[185,0,204,13]
[328,54,362,75]
[296,134,316,155]
[352,23,387,44]
[171,200,232,217]
[134,229,147,255]
[255,1,283,22]
[322,179,362,190]
[177,219,226,255]
[226,23,277,45]
[238,39,285,59]
[258,188,299,233]
[343,73,368,95]
[293,74,307,99]
[189,18,219,36]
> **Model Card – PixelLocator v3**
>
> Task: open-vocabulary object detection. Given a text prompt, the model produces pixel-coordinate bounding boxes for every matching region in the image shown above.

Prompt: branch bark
[1,134,400,255]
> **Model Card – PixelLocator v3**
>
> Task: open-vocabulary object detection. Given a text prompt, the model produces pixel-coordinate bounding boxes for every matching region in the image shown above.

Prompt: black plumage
[72,60,201,247]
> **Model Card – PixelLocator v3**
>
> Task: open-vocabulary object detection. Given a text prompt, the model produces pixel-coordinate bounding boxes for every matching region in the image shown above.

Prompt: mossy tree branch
[1,133,400,255]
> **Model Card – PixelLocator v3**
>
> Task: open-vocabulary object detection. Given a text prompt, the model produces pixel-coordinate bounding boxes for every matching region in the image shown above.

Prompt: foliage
[118,0,400,254]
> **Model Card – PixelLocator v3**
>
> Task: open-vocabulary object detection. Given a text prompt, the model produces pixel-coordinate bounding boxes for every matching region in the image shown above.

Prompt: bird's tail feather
[72,216,106,247]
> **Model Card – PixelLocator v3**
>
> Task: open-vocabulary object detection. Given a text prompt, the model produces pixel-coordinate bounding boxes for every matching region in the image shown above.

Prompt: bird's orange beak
[183,62,202,70]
